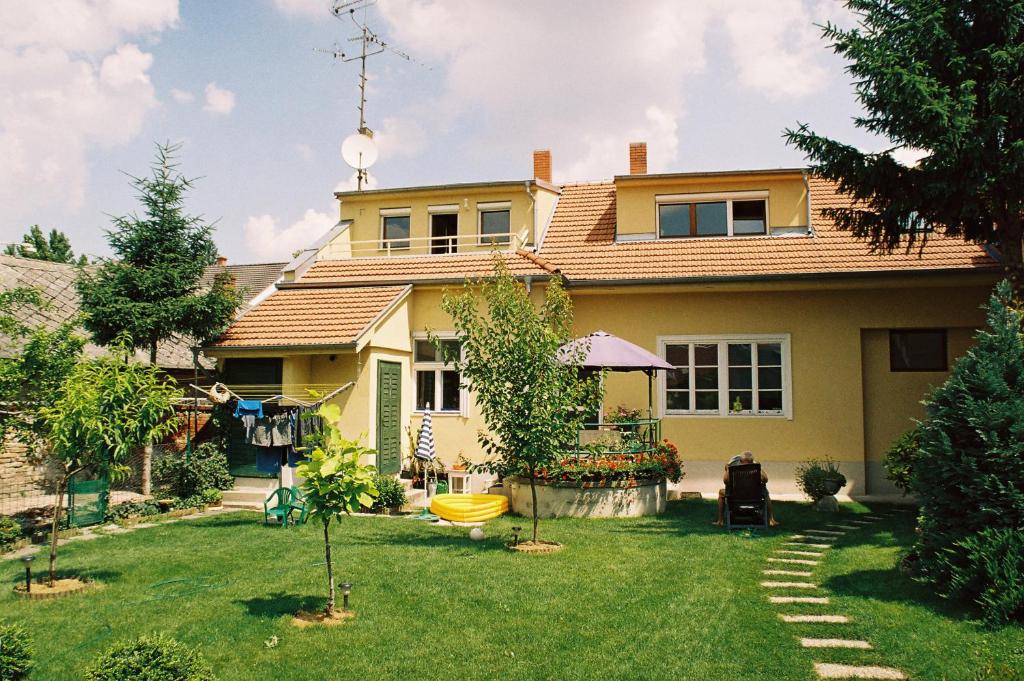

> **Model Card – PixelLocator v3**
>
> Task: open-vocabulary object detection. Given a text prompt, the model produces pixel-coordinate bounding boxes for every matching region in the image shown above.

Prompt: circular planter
[13,576,96,600]
[508,477,667,519]
[822,478,844,495]
[507,540,563,554]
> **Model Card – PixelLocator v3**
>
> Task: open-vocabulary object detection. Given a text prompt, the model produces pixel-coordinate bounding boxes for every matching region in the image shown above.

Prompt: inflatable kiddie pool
[430,493,508,523]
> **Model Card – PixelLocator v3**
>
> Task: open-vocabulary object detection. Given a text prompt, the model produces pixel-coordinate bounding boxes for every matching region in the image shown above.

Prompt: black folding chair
[724,463,768,529]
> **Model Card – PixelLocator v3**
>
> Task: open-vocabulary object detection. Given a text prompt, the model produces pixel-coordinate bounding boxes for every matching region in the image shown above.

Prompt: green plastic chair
[289,486,310,525]
[263,487,292,527]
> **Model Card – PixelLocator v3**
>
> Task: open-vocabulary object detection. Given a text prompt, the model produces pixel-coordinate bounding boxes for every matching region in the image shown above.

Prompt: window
[890,330,947,371]
[430,212,458,254]
[414,338,463,413]
[657,192,768,238]
[381,209,410,250]
[478,202,511,245]
[661,335,790,416]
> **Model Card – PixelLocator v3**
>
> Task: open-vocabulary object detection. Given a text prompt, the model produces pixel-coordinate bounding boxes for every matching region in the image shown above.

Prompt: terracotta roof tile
[211,285,409,348]
[298,250,554,285]
[536,178,997,281]
[201,262,284,298]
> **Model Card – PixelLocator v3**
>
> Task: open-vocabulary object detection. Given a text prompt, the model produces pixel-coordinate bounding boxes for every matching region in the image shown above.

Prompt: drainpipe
[524,275,533,293]
[802,171,815,236]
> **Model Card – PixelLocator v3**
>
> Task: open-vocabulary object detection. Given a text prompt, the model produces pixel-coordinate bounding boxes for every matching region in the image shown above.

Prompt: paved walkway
[762,510,907,680]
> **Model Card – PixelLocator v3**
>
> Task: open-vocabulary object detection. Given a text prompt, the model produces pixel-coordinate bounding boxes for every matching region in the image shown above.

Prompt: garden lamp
[511,526,522,546]
[21,554,34,593]
[341,581,352,611]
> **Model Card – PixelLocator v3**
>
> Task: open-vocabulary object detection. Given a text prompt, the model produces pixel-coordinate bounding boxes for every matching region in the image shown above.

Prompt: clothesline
[187,382,354,407]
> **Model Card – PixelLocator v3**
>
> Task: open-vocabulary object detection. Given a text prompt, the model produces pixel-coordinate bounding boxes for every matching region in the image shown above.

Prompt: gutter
[562,265,1001,289]
[202,342,357,354]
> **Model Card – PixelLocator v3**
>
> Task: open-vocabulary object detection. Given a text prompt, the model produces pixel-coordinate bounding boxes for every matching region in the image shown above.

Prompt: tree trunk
[141,444,152,496]
[528,467,539,543]
[149,337,158,365]
[49,473,68,586]
[999,216,1024,299]
[323,518,335,616]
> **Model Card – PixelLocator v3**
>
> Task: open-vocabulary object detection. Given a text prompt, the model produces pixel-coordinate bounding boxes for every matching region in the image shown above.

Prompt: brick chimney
[533,149,552,183]
[629,142,647,175]
[216,255,228,266]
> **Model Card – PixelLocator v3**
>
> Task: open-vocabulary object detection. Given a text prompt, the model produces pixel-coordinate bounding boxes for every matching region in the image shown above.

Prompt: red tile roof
[298,250,557,285]
[536,178,997,282]
[210,285,409,348]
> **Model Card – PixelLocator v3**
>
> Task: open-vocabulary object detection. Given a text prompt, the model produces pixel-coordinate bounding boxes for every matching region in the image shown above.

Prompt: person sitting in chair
[713,450,778,527]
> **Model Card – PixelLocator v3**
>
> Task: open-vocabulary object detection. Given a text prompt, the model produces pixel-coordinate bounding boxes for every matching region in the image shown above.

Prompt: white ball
[469,527,485,541]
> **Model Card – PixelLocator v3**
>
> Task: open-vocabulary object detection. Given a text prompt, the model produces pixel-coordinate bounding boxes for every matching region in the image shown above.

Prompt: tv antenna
[316,0,426,190]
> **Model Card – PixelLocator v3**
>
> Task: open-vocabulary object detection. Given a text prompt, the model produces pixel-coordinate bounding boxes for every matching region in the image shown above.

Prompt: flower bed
[515,439,683,487]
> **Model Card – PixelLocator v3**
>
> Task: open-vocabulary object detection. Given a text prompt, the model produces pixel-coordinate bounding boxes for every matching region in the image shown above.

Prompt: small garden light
[511,526,522,546]
[21,554,34,593]
[340,581,352,611]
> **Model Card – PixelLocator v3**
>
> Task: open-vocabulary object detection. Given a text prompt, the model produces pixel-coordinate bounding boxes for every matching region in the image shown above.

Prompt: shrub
[104,500,161,522]
[200,488,222,506]
[945,528,1024,624]
[371,475,408,510]
[884,427,920,493]
[154,442,233,499]
[909,281,1024,623]
[0,516,23,551]
[0,622,33,680]
[85,634,215,681]
[523,439,684,486]
[795,457,847,502]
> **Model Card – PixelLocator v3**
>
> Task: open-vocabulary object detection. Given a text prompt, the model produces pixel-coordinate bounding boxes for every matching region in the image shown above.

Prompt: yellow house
[205,144,999,498]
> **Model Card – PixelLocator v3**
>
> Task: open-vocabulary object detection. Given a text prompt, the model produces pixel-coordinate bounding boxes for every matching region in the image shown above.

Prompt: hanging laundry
[234,399,264,419]
[256,448,281,474]
[270,412,293,447]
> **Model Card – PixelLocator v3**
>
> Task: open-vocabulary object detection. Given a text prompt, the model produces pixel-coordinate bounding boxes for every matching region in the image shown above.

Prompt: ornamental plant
[296,403,379,616]
[440,258,603,545]
[85,634,215,681]
[795,457,847,502]
[908,281,1024,622]
[0,622,33,680]
[529,439,684,486]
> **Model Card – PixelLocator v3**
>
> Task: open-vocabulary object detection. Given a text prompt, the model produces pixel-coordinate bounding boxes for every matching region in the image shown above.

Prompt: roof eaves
[353,284,413,351]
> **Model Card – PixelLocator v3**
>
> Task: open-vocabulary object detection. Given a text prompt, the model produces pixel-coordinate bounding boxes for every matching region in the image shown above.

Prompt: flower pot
[823,478,844,495]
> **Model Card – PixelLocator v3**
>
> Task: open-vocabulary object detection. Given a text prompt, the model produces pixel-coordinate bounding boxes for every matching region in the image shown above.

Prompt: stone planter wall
[508,477,667,519]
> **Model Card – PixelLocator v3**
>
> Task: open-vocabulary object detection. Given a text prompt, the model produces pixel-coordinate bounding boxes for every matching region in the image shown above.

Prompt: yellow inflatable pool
[430,493,509,523]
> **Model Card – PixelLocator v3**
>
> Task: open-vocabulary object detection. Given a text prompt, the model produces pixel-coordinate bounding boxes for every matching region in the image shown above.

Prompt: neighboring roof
[202,262,284,298]
[209,284,411,349]
[334,178,559,199]
[294,250,557,287]
[1,256,285,368]
[535,178,998,283]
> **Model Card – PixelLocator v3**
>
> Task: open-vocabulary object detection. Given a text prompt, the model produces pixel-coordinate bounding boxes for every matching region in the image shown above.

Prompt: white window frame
[657,334,792,419]
[412,333,467,417]
[655,191,769,239]
[380,207,411,250]
[477,201,512,246]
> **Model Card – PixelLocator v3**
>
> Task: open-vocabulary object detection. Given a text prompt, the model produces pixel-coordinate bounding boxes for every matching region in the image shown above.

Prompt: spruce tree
[77,143,241,364]
[785,0,1024,292]
[4,225,82,264]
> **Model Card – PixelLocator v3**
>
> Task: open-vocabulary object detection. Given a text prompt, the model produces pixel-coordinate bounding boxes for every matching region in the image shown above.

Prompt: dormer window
[656,191,768,238]
[380,208,411,250]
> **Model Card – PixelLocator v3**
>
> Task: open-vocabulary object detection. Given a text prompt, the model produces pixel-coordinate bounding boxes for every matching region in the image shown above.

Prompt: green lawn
[3,500,1022,680]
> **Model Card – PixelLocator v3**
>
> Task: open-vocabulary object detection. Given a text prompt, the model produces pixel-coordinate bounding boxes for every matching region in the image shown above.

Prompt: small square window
[890,330,947,371]
[733,200,767,235]
[480,209,510,244]
[382,214,410,249]
[695,202,728,236]
[659,203,691,237]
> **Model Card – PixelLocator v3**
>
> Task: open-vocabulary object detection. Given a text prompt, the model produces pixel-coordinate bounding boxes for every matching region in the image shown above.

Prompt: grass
[2,500,1022,680]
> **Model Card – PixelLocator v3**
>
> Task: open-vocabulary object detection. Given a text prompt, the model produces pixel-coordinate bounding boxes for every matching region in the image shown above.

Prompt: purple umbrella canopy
[558,331,673,373]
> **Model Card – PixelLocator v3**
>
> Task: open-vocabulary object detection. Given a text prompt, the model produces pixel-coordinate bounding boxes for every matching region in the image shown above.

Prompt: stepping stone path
[760,512,907,679]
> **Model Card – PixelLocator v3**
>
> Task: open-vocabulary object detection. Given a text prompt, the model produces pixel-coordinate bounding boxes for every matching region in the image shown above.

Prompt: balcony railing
[574,418,662,456]
[317,229,528,260]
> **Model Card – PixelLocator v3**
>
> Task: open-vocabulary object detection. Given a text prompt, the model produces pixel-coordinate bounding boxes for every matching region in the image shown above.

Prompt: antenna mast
[318,0,424,190]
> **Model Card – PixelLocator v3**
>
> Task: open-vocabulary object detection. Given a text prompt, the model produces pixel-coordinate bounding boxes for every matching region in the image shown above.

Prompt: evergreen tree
[4,225,81,264]
[785,0,1024,292]
[77,142,241,364]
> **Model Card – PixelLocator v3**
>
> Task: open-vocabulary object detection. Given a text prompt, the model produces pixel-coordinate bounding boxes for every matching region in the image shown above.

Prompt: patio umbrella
[558,330,674,417]
[414,404,437,502]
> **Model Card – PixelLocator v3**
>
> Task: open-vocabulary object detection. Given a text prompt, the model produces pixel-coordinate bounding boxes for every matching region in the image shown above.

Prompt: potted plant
[795,457,847,510]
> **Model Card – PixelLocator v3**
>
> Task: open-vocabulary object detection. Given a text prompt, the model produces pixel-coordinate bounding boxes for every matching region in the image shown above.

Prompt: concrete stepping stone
[764,569,813,577]
[806,529,844,536]
[847,520,872,525]
[801,638,871,649]
[863,515,885,520]
[826,525,859,530]
[779,614,849,623]
[784,542,832,549]
[790,534,835,542]
[772,596,829,604]
[768,557,820,566]
[776,550,826,557]
[133,522,158,529]
[761,581,819,589]
[814,663,904,679]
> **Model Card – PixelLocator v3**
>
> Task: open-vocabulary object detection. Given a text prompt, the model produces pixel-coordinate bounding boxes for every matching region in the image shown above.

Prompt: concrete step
[223,487,272,509]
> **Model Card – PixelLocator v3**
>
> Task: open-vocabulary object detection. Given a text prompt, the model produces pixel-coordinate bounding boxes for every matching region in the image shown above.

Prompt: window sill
[663,412,790,419]
[413,410,465,417]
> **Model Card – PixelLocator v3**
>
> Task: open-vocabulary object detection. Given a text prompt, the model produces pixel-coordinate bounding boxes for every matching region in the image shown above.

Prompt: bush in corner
[0,516,24,551]
[0,623,33,680]
[883,427,920,494]
[371,474,408,511]
[85,634,215,681]
[155,442,234,500]
[910,281,1024,623]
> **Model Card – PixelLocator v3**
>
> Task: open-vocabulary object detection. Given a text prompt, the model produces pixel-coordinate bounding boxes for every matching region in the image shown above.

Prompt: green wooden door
[376,361,402,475]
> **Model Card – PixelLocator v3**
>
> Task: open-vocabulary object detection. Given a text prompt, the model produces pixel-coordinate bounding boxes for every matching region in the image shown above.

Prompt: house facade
[206,144,999,496]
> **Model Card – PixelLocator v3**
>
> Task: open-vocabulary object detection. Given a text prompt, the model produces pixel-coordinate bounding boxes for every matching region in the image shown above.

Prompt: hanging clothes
[256,448,281,474]
[289,406,323,465]
[234,399,264,419]
[248,413,293,448]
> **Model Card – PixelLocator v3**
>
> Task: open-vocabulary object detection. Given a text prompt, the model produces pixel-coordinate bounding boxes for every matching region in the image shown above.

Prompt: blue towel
[234,399,264,419]
[256,448,281,473]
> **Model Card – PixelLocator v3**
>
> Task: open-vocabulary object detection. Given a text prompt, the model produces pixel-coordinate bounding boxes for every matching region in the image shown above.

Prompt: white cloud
[891,146,928,167]
[372,0,842,182]
[272,0,329,18]
[0,1,175,226]
[171,88,194,103]
[203,82,235,115]
[243,209,336,260]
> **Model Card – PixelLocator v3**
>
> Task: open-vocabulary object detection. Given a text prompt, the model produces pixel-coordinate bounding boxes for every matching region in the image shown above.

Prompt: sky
[0,0,899,264]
